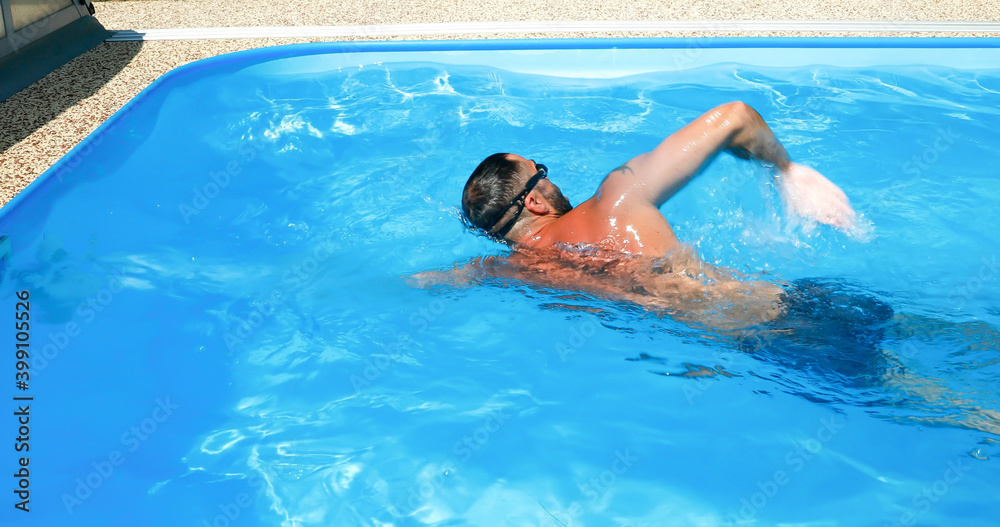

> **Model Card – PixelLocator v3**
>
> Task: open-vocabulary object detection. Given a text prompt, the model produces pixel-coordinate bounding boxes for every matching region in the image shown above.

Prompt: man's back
[517,166,683,258]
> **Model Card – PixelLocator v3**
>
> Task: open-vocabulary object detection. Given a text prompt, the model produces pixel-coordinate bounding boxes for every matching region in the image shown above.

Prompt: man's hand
[777,163,857,230]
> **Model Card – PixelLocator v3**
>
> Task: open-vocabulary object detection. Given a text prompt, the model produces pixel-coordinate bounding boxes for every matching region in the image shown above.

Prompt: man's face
[513,155,573,216]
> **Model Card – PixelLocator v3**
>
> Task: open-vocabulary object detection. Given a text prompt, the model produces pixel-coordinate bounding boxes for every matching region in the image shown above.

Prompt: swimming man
[462,101,855,257]
[452,101,857,326]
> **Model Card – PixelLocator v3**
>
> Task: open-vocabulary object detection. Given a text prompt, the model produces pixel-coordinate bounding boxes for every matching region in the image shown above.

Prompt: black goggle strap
[491,198,530,239]
[485,167,548,239]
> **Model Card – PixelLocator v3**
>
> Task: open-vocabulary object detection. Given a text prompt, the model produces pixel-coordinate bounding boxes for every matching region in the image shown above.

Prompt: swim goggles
[484,162,548,239]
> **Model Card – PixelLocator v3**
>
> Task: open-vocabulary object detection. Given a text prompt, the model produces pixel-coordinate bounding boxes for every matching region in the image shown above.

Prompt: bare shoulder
[592,156,649,209]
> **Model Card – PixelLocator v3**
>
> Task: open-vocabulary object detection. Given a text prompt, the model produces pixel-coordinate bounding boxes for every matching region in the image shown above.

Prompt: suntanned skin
[420,101,857,328]
[506,101,853,256]
[485,102,855,326]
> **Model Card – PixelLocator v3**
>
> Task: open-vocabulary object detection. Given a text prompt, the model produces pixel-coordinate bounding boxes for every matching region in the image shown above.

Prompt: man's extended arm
[597,101,856,230]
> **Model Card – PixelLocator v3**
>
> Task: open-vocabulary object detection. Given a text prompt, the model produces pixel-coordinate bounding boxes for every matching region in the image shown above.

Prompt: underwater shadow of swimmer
[738,278,896,387]
[658,277,1000,437]
[617,276,899,395]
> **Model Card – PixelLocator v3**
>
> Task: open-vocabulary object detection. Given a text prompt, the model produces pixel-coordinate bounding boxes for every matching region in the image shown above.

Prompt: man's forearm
[724,102,792,172]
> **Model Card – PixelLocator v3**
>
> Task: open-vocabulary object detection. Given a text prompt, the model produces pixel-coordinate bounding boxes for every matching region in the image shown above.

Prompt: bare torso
[502,168,785,328]
[453,103,859,328]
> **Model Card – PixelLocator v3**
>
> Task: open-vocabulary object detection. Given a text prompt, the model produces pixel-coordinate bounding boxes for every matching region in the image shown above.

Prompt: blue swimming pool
[2,39,1000,526]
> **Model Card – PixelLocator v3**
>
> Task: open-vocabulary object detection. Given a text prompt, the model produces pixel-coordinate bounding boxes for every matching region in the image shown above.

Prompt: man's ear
[522,191,549,215]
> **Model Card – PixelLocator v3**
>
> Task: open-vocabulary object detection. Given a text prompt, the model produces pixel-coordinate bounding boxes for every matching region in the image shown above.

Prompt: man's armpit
[597,163,635,188]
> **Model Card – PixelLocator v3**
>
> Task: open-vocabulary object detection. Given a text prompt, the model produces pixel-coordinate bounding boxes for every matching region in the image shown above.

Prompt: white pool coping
[105,20,1000,42]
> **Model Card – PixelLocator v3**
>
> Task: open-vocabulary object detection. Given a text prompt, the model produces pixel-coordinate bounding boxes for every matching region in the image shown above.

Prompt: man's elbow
[718,101,756,125]
[712,101,765,160]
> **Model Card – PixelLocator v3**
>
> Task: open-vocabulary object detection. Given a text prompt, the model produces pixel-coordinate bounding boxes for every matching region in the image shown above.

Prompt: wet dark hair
[461,153,525,239]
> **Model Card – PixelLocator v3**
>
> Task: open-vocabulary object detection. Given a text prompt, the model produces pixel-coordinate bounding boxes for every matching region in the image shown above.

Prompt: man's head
[462,153,573,243]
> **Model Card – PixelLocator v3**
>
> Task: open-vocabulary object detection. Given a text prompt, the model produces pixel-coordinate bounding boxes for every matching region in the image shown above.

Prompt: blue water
[2,46,1000,526]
